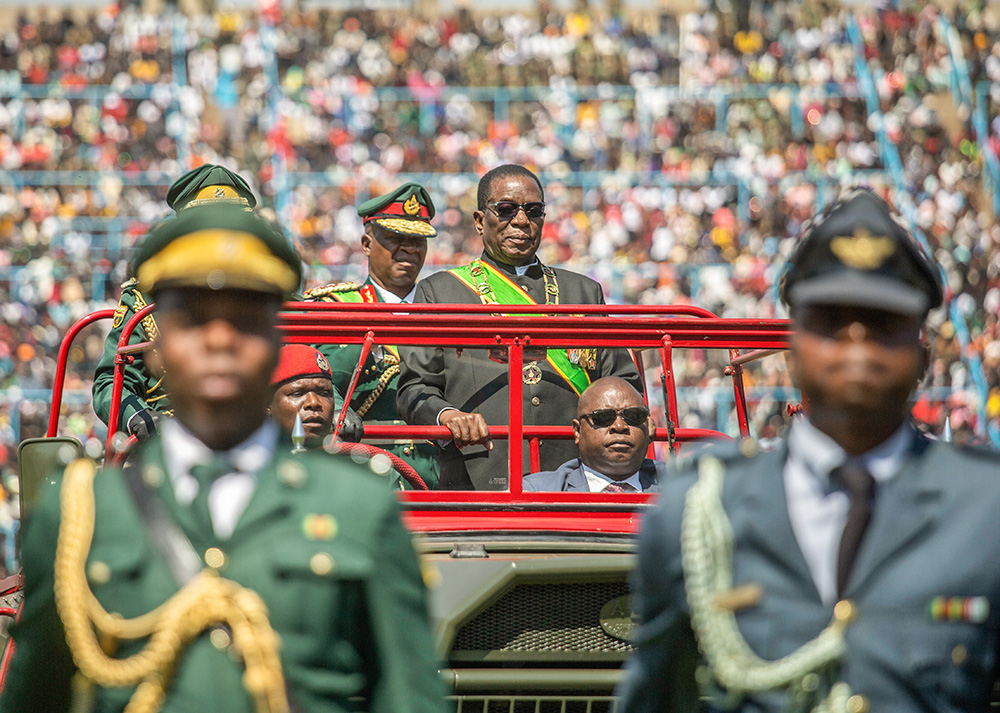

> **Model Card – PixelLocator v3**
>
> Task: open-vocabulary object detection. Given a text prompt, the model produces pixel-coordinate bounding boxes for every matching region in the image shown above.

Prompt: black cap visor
[789,272,929,316]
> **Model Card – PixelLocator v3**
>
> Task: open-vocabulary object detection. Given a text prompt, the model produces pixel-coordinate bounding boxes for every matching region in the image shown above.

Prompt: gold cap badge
[830,228,896,270]
[403,194,421,215]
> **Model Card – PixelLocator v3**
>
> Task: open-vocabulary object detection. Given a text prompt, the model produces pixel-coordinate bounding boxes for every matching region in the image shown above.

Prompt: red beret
[271,345,333,386]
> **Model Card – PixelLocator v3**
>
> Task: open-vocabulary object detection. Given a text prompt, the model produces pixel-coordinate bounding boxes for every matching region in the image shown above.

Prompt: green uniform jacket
[0,438,449,713]
[92,279,171,431]
[304,279,440,489]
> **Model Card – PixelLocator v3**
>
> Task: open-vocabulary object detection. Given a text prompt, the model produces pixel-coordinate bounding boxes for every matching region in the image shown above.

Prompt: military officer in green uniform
[303,183,440,488]
[92,164,259,440]
[1,203,448,713]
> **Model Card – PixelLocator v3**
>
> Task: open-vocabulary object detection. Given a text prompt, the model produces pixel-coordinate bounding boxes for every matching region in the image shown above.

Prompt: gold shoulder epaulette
[120,277,139,290]
[303,282,362,300]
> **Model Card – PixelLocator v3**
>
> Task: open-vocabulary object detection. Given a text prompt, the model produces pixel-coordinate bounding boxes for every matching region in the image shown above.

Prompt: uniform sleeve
[0,477,76,713]
[615,484,701,713]
[591,282,643,392]
[397,279,456,425]
[362,494,450,713]
[92,288,156,429]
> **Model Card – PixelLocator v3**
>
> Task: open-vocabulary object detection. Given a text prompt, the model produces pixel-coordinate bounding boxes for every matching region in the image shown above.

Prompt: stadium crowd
[1,0,999,511]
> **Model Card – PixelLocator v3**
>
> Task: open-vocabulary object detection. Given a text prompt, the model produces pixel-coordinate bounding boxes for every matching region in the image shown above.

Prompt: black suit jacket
[396,253,642,490]
[522,457,663,492]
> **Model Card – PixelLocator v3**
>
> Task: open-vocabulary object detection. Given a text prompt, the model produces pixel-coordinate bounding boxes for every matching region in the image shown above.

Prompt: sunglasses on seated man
[488,201,546,221]
[580,407,650,429]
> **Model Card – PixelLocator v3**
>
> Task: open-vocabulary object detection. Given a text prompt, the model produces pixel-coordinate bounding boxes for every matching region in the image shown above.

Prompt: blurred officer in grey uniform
[618,189,1000,713]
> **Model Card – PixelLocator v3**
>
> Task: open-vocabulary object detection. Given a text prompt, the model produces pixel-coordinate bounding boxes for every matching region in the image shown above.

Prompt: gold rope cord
[355,357,399,418]
[53,459,289,713]
[130,289,159,342]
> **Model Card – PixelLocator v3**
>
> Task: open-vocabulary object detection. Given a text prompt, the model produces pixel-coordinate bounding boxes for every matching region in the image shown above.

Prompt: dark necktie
[604,481,637,493]
[190,455,233,535]
[833,464,875,597]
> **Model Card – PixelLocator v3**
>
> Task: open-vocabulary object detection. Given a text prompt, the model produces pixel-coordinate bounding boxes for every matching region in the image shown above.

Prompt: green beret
[358,182,436,237]
[133,204,301,296]
[166,164,258,212]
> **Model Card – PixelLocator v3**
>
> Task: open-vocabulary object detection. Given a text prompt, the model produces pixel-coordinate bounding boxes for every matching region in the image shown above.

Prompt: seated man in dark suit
[523,376,662,493]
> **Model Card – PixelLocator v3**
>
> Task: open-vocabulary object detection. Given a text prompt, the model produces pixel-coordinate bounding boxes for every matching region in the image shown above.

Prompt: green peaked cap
[357,182,436,237]
[133,204,301,296]
[166,164,258,212]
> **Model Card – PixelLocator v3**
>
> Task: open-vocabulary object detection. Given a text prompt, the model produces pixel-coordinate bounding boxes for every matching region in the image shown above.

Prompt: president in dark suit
[396,164,642,490]
[523,376,662,493]
[617,189,1000,713]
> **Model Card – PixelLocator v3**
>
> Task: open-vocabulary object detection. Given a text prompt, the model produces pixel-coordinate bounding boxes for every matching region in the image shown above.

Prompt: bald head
[574,377,653,479]
[577,377,644,417]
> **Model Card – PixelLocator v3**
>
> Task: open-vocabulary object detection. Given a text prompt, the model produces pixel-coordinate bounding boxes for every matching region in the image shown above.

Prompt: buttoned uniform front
[0,434,448,713]
[396,253,643,490]
[616,424,1000,713]
[93,278,170,431]
[522,457,663,493]
[303,277,440,488]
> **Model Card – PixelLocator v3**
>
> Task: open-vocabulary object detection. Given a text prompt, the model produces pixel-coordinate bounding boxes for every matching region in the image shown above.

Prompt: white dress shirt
[367,280,414,362]
[582,464,644,493]
[160,418,279,539]
[784,418,912,604]
[368,280,416,305]
[514,260,539,277]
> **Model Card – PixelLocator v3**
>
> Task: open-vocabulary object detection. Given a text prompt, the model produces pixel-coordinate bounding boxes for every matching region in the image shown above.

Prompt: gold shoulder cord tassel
[53,459,290,713]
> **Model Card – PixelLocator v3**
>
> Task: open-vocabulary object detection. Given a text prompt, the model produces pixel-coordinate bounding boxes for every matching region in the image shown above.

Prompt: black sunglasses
[580,407,650,429]
[488,201,546,221]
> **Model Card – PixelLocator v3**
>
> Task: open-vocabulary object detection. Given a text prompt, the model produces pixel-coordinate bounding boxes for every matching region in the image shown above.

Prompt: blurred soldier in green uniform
[92,164,258,440]
[1,203,448,713]
[303,183,440,488]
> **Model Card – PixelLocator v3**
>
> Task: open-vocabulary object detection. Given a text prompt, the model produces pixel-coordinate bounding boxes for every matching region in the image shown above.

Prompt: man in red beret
[269,345,337,449]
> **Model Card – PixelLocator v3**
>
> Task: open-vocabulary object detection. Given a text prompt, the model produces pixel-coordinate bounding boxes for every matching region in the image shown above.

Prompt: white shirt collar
[581,463,644,493]
[514,260,539,277]
[369,280,415,304]
[161,418,279,485]
[787,417,912,487]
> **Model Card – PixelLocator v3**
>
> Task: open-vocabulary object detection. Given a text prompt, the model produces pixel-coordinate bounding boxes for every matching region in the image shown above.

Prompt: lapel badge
[278,460,306,488]
[302,513,338,541]
[927,596,990,624]
[112,304,128,329]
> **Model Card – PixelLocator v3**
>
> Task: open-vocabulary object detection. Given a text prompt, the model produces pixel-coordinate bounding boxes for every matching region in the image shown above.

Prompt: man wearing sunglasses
[397,164,642,490]
[619,189,1000,713]
[523,377,662,493]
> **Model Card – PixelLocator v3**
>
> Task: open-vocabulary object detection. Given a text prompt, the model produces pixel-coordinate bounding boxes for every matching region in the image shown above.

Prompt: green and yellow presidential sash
[448,259,592,396]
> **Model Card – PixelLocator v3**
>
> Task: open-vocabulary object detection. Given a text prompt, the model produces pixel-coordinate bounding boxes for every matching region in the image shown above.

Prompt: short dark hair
[477,164,544,210]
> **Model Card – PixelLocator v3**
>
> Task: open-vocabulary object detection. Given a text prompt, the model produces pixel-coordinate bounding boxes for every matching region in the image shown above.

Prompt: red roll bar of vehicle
[50,302,792,532]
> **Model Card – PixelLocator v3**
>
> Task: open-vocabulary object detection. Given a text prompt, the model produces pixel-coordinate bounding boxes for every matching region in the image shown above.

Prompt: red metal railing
[46,309,116,439]
[49,302,792,533]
